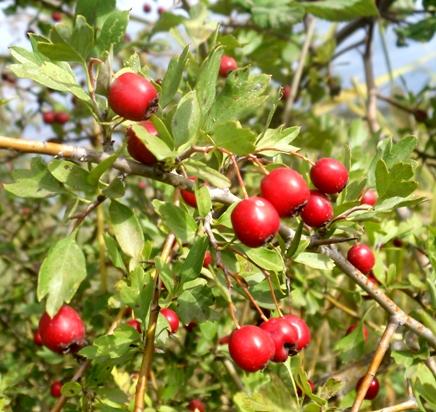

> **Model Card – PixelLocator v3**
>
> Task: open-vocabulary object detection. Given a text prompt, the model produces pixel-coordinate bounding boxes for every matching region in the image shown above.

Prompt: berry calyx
[38,305,86,353]
[43,111,56,124]
[282,315,311,351]
[346,323,369,341]
[356,376,380,400]
[260,167,310,217]
[160,308,179,333]
[126,120,158,165]
[219,55,238,78]
[360,188,378,206]
[228,325,275,372]
[127,319,142,333]
[55,112,70,124]
[310,158,348,194]
[188,399,206,412]
[259,317,298,362]
[231,197,280,248]
[50,380,63,398]
[51,11,62,22]
[33,330,43,346]
[347,244,375,274]
[143,3,151,13]
[300,191,333,227]
[108,72,158,121]
[203,250,213,267]
[180,177,197,208]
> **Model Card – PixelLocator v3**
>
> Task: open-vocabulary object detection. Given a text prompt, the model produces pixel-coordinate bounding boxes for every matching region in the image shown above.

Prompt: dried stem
[369,399,418,412]
[351,317,401,412]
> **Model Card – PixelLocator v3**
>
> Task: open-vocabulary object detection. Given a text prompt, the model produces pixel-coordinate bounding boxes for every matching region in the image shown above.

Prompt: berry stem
[247,154,270,175]
[264,271,283,317]
[232,274,268,322]
[227,151,248,199]
[351,316,400,412]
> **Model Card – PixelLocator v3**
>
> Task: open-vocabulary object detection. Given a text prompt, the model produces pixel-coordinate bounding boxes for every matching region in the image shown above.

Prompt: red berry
[127,120,158,165]
[228,325,275,372]
[310,158,348,194]
[356,376,380,400]
[347,244,375,274]
[143,3,151,13]
[219,55,238,78]
[282,315,311,351]
[360,188,377,206]
[218,335,230,345]
[38,305,86,353]
[138,181,146,190]
[346,323,369,341]
[55,112,70,124]
[203,250,213,267]
[259,317,298,362]
[157,6,166,15]
[180,177,197,208]
[127,319,142,333]
[281,85,291,101]
[300,191,333,227]
[392,238,403,247]
[51,11,62,22]
[261,167,310,217]
[108,72,158,121]
[160,308,179,333]
[33,330,43,346]
[186,321,197,332]
[43,111,56,124]
[50,380,63,398]
[188,399,205,412]
[297,379,315,396]
[366,271,379,286]
[231,197,280,248]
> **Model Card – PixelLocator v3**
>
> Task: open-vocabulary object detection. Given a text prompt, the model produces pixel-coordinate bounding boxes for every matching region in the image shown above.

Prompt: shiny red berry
[300,191,333,227]
[143,3,151,13]
[51,11,62,22]
[43,111,56,124]
[261,167,310,217]
[228,325,275,372]
[161,308,179,333]
[231,197,280,248]
[203,250,213,267]
[38,305,86,353]
[346,323,369,341]
[360,188,378,206]
[188,399,205,412]
[33,330,43,346]
[297,379,315,396]
[219,55,238,77]
[127,120,158,165]
[55,112,70,124]
[50,380,63,398]
[260,317,298,362]
[108,72,158,121]
[282,315,311,351]
[180,176,197,208]
[347,244,375,274]
[127,319,142,333]
[356,376,380,400]
[310,158,348,194]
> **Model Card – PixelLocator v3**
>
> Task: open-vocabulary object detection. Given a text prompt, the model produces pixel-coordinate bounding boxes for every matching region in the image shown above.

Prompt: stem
[232,274,268,322]
[96,204,108,292]
[229,154,248,199]
[369,399,418,412]
[264,272,283,316]
[351,317,401,412]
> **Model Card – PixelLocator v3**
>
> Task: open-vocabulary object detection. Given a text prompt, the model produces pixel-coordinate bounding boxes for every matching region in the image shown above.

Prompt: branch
[369,399,418,412]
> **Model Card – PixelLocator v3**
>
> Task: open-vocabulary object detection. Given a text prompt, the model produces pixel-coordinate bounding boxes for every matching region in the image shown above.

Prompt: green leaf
[151,12,186,35]
[47,159,96,194]
[375,160,418,199]
[37,234,87,317]
[96,10,129,57]
[131,124,174,161]
[302,0,378,21]
[294,252,334,270]
[152,200,197,243]
[195,185,212,217]
[71,15,95,60]
[255,126,300,155]
[61,382,82,397]
[183,159,231,188]
[160,46,189,108]
[244,247,285,272]
[75,0,116,27]
[213,122,257,156]
[172,91,201,150]
[104,234,126,271]
[179,237,209,283]
[87,148,123,186]
[109,200,145,260]
[195,47,223,116]
[396,16,436,43]
[149,115,174,149]
[4,157,65,198]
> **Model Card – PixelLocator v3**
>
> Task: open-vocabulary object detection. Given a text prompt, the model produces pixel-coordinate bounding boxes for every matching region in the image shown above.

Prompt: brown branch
[369,399,418,412]
[309,236,359,247]
[351,316,401,412]
[70,195,107,231]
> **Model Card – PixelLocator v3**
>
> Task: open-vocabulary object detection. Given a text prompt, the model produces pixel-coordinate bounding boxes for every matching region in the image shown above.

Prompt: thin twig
[369,399,418,412]
[309,236,359,247]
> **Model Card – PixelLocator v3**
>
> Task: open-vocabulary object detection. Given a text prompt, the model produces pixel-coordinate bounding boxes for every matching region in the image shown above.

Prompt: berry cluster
[42,111,70,125]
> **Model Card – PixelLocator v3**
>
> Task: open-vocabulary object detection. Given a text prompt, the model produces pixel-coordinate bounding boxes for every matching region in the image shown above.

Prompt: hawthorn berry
[42,111,56,124]
[219,55,237,78]
[161,308,179,333]
[281,85,291,101]
[366,271,379,286]
[346,323,369,341]
[51,11,62,22]
[231,197,280,248]
[360,188,378,206]
[38,305,86,353]
[203,250,213,267]
[157,6,166,15]
[347,244,375,274]
[127,120,158,165]
[228,325,275,372]
[218,335,230,345]
[127,319,142,333]
[50,380,63,398]
[300,191,333,227]
[55,112,70,124]
[180,177,198,208]
[108,72,158,121]
[310,158,348,194]
[283,315,311,351]
[356,376,380,400]
[259,317,298,362]
[143,3,151,13]
[33,330,43,346]
[297,380,315,396]
[188,399,205,412]
[260,167,310,217]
